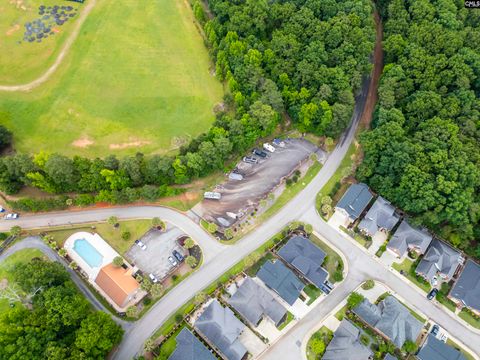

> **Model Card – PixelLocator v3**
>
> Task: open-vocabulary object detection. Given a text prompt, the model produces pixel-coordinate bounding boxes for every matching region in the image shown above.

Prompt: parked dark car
[427,288,438,300]
[173,250,184,263]
[431,324,439,336]
[253,149,267,158]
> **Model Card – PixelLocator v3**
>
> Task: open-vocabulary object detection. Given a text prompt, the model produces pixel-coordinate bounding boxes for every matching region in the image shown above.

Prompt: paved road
[260,207,480,359]
[1,73,479,359]
[0,236,130,328]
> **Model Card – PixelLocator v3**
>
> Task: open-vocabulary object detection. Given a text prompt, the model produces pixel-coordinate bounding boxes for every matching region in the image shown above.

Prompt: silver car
[168,256,178,267]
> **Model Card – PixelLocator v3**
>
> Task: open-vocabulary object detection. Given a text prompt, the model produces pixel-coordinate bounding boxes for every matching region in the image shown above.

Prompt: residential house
[353,296,423,348]
[322,319,373,360]
[383,355,397,360]
[277,235,329,288]
[94,263,141,309]
[168,328,216,360]
[416,239,463,283]
[228,277,287,327]
[195,299,247,360]
[358,197,399,237]
[335,183,373,225]
[257,260,305,306]
[449,260,480,315]
[416,334,466,360]
[387,220,432,258]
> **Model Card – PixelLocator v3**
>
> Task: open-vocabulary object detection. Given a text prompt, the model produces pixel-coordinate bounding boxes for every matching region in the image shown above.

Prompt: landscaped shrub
[362,280,375,290]
[347,292,365,309]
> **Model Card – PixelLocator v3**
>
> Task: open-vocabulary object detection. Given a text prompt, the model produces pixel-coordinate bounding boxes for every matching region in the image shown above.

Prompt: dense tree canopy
[0,0,375,207]
[0,259,123,359]
[358,0,480,252]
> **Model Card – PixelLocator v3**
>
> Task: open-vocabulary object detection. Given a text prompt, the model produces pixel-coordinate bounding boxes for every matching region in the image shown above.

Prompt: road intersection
[1,77,479,359]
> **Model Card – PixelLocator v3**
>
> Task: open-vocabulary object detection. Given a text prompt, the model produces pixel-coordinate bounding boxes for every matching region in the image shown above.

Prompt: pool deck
[65,231,118,280]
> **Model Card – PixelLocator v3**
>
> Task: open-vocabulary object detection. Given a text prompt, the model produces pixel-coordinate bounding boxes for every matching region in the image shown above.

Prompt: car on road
[173,250,184,263]
[253,148,267,158]
[134,239,147,250]
[149,273,159,283]
[273,138,285,147]
[431,324,439,336]
[4,213,18,220]
[0,206,5,213]
[168,255,178,267]
[243,156,258,164]
[427,288,438,300]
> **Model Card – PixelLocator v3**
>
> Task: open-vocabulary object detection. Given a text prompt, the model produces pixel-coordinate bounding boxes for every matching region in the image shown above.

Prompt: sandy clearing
[109,140,151,150]
[72,136,94,148]
[6,23,20,36]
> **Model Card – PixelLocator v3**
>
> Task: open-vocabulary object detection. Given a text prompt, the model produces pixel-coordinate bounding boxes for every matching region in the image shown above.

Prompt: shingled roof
[450,260,480,312]
[416,239,462,282]
[228,277,287,326]
[353,296,423,348]
[257,260,305,306]
[168,328,216,360]
[387,220,432,257]
[277,235,328,288]
[195,299,247,360]
[335,183,373,221]
[358,197,399,236]
[417,334,466,360]
[322,319,373,360]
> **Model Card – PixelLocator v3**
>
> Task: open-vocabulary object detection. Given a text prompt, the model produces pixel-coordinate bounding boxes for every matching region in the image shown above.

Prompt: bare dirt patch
[6,24,20,36]
[72,136,94,148]
[109,139,151,150]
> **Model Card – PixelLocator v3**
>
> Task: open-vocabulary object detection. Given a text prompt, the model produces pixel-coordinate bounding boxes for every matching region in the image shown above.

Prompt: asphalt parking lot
[126,225,186,280]
[193,138,318,227]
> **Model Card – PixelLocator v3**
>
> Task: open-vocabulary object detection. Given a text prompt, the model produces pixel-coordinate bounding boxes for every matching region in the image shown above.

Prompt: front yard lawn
[306,326,334,360]
[459,308,480,329]
[392,258,432,293]
[34,219,152,255]
[278,311,294,330]
[309,233,344,283]
[335,305,348,321]
[304,284,322,305]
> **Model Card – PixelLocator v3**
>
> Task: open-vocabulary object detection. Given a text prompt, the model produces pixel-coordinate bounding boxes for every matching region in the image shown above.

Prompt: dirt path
[0,0,97,92]
[360,10,384,128]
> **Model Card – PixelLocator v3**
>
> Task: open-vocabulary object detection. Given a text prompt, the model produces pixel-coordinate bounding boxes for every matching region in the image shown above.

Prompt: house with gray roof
[416,239,463,283]
[387,220,432,258]
[417,334,466,360]
[383,355,397,360]
[168,328,216,360]
[449,260,480,315]
[257,260,305,306]
[195,299,247,360]
[278,235,329,288]
[335,183,373,224]
[353,296,423,348]
[358,197,399,237]
[228,277,287,327]
[322,319,373,360]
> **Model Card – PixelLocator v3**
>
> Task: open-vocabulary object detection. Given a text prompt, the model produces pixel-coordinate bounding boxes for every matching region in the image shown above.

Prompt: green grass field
[0,0,223,157]
[0,248,44,312]
[0,0,82,84]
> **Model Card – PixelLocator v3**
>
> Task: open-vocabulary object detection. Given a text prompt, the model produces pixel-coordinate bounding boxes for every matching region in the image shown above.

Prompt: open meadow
[0,0,223,157]
[0,0,82,84]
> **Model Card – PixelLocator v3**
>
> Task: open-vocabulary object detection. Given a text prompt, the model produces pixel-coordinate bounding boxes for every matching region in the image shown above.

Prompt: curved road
[2,74,479,359]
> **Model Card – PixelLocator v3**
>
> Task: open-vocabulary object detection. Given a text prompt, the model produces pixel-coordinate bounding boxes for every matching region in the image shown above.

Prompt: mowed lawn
[0,0,223,157]
[0,248,45,312]
[0,0,82,84]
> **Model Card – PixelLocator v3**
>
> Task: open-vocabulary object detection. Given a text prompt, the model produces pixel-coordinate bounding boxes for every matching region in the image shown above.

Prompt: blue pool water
[73,238,103,268]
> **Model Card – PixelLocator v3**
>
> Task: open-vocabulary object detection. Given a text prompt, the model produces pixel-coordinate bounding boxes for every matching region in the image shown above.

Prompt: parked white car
[149,273,159,283]
[135,239,147,250]
[4,213,18,220]
[263,143,275,153]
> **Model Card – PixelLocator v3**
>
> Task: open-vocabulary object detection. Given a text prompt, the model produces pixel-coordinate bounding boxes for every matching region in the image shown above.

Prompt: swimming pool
[73,238,103,268]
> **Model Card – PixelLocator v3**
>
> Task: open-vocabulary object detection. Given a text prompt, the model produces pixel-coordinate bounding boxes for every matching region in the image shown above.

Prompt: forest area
[0,0,375,211]
[358,0,480,255]
[0,259,123,359]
